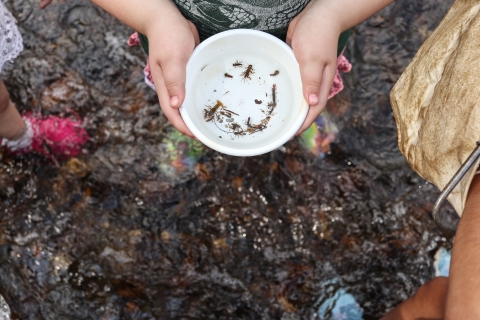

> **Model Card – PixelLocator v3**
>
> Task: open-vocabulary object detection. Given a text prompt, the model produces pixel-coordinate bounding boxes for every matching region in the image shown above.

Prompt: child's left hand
[286,1,342,135]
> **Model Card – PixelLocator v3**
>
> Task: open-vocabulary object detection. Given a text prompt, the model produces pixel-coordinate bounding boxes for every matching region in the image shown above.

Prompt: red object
[28,114,89,158]
[4,113,90,161]
[127,32,141,47]
[328,54,352,99]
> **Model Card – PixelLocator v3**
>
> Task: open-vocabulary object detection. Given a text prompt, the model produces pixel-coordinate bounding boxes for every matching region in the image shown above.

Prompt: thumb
[299,60,326,106]
[294,60,336,135]
[188,21,201,46]
[160,55,188,109]
[286,16,299,46]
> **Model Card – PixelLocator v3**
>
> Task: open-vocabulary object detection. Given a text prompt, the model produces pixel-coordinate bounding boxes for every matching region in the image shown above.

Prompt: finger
[39,0,52,9]
[150,59,195,138]
[188,21,201,46]
[317,62,337,110]
[286,16,298,46]
[295,63,336,136]
[299,56,328,107]
[158,53,189,110]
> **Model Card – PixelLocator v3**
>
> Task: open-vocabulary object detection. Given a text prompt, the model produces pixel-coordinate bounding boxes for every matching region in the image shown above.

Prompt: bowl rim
[180,29,308,157]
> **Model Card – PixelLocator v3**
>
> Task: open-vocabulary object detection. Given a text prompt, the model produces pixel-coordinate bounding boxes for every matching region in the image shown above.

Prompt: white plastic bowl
[180,29,308,157]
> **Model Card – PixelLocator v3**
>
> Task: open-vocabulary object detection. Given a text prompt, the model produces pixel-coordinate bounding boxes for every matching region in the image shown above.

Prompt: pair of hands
[146,1,343,138]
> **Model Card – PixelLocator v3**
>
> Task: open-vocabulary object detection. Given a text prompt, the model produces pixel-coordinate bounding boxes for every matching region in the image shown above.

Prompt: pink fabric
[29,115,89,158]
[4,113,90,159]
[328,54,352,99]
[128,33,155,89]
[143,60,155,90]
[128,32,352,99]
[127,32,141,47]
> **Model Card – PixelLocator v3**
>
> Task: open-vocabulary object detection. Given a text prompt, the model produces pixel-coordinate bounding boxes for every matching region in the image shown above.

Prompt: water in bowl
[190,50,298,149]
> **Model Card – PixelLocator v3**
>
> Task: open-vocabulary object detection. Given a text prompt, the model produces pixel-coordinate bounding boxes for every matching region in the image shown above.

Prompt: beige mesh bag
[390,0,480,217]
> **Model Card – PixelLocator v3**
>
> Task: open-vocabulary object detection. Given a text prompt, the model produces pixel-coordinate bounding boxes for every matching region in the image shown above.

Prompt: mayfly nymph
[240,64,255,81]
[204,100,225,122]
[233,60,243,67]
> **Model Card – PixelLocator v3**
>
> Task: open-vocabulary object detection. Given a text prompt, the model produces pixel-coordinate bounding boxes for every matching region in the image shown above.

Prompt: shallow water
[0,0,456,319]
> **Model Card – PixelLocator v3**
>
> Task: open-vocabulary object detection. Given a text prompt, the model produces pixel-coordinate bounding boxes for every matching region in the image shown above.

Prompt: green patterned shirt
[139,0,350,56]
[174,0,309,40]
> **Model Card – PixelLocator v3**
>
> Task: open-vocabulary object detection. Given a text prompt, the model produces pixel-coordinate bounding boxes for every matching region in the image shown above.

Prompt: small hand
[146,16,200,138]
[39,0,53,9]
[287,1,342,135]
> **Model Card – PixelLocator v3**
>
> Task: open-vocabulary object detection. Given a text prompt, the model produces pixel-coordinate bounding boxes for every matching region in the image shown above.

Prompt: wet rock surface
[0,0,456,319]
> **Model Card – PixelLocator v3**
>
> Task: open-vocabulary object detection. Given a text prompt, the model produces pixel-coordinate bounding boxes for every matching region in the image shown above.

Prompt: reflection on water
[0,0,456,318]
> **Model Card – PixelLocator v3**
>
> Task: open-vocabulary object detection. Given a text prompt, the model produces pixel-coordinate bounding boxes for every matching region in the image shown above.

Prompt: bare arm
[90,0,180,36]
[445,174,480,319]
[381,277,447,320]
[319,0,395,32]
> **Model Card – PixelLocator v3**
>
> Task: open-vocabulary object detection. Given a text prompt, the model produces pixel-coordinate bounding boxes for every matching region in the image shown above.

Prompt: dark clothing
[139,0,350,56]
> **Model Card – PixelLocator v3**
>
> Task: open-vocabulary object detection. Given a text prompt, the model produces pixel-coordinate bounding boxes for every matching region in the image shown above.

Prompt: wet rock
[0,295,10,320]
[100,246,135,264]
[0,0,457,319]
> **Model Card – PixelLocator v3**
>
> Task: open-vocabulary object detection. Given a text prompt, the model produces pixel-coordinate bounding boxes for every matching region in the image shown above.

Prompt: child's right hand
[145,15,200,138]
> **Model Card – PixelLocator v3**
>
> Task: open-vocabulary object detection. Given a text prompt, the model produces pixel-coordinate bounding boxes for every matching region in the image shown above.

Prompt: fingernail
[170,96,179,107]
[309,94,319,105]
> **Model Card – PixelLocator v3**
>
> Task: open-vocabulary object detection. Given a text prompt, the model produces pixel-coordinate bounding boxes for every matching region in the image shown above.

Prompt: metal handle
[432,141,480,233]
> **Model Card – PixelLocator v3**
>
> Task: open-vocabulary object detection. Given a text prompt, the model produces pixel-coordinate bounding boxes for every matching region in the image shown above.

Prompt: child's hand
[146,15,200,138]
[40,0,53,9]
[286,1,342,136]
[287,0,393,136]
[90,0,200,137]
